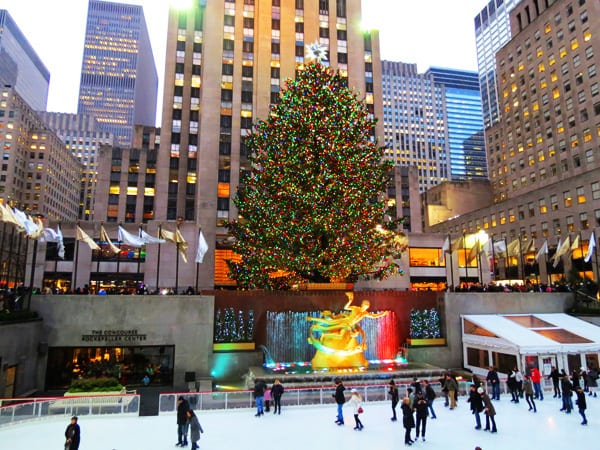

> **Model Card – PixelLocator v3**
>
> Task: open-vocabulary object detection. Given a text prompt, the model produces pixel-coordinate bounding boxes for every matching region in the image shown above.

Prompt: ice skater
[423,379,437,419]
[575,386,588,425]
[64,416,80,450]
[253,378,266,417]
[348,388,364,430]
[389,379,399,421]
[523,375,537,412]
[413,390,429,442]
[333,377,346,425]
[401,397,415,446]
[186,409,204,450]
[176,396,190,446]
[479,387,497,433]
[468,384,483,430]
[271,379,284,414]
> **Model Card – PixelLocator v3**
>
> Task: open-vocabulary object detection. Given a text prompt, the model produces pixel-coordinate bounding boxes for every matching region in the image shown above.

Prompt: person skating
[333,377,346,425]
[486,366,500,401]
[64,416,80,450]
[348,388,364,430]
[560,372,573,413]
[445,373,458,410]
[253,378,267,417]
[401,397,415,446]
[186,409,204,450]
[523,375,537,412]
[468,384,484,430]
[389,379,399,421]
[507,368,520,403]
[176,396,190,446]
[271,379,284,414]
[479,387,497,433]
[423,379,437,419]
[413,390,429,442]
[530,367,543,400]
[575,386,588,425]
[548,366,561,398]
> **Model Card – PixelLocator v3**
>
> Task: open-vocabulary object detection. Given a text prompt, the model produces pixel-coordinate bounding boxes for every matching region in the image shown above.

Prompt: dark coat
[482,393,496,417]
[189,415,204,442]
[575,390,587,410]
[177,398,190,425]
[414,397,429,419]
[271,383,284,399]
[389,384,399,405]
[253,379,267,398]
[333,383,346,404]
[65,422,80,450]
[425,385,436,402]
[401,402,415,428]
[468,389,484,413]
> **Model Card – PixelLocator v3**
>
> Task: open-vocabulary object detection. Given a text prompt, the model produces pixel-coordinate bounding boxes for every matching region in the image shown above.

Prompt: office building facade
[475,0,522,129]
[0,10,50,111]
[77,0,158,147]
[38,112,114,220]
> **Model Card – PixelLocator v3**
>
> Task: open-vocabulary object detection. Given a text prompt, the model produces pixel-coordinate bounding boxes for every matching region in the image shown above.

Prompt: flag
[552,236,570,267]
[13,208,38,236]
[195,229,209,263]
[493,240,507,255]
[467,238,481,264]
[584,232,596,263]
[118,225,145,247]
[76,225,100,251]
[56,225,65,259]
[100,225,120,255]
[139,229,165,244]
[159,228,176,243]
[506,238,521,257]
[570,234,580,251]
[0,203,25,229]
[535,240,548,262]
[523,239,536,254]
[28,216,45,239]
[160,227,188,262]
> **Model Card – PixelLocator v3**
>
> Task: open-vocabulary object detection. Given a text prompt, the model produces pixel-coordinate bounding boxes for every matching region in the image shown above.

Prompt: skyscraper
[0,10,50,111]
[153,0,383,289]
[427,67,487,182]
[77,0,158,148]
[475,0,522,129]
[381,61,449,193]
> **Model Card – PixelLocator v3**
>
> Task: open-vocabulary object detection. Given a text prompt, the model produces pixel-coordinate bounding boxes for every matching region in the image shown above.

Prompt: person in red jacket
[530,367,544,400]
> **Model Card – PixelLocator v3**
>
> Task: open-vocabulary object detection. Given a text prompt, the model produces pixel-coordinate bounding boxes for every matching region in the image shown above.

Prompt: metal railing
[0,394,140,427]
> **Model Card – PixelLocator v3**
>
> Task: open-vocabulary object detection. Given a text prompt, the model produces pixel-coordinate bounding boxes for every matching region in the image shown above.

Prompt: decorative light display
[409,308,442,339]
[228,62,405,289]
[214,308,255,343]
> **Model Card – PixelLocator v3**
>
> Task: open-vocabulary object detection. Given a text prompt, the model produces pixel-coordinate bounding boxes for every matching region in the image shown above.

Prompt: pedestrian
[176,396,190,447]
[401,397,415,446]
[264,384,271,412]
[444,373,458,410]
[186,409,204,450]
[571,369,581,390]
[423,379,437,419]
[575,386,588,425]
[333,377,346,425]
[413,390,429,442]
[440,373,449,407]
[548,366,561,398]
[468,384,484,430]
[523,375,537,412]
[389,379,399,421]
[64,416,80,450]
[586,366,598,397]
[507,368,520,403]
[348,388,364,430]
[513,366,524,398]
[411,377,423,395]
[560,371,573,413]
[530,367,543,400]
[271,379,284,414]
[479,387,497,433]
[253,378,267,417]
[486,366,500,401]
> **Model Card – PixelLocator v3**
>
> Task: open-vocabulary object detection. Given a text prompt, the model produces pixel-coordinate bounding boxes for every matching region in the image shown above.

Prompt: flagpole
[518,234,524,281]
[54,222,60,281]
[175,218,182,295]
[156,224,162,293]
[490,235,496,281]
[0,222,7,288]
[116,223,121,292]
[593,229,599,290]
[504,237,509,280]
[6,225,15,288]
[95,223,101,292]
[137,224,142,291]
[578,231,584,277]
[447,233,454,291]
[195,226,201,294]
[73,223,80,291]
[463,231,468,286]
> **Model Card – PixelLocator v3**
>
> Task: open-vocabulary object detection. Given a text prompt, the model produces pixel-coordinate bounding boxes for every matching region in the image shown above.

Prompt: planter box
[407,338,446,347]
[213,342,256,352]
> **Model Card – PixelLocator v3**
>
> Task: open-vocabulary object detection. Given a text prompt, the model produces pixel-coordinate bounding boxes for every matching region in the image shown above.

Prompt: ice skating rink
[0,393,595,450]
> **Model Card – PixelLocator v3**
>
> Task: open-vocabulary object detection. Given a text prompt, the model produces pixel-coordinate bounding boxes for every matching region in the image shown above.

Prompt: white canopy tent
[461,313,600,381]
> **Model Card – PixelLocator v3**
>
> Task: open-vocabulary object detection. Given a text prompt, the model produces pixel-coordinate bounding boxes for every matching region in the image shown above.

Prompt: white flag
[100,225,120,255]
[195,230,209,263]
[57,225,65,259]
[76,226,100,251]
[553,236,571,267]
[139,229,166,244]
[493,240,507,255]
[584,232,596,263]
[570,234,580,251]
[13,208,37,236]
[118,226,145,247]
[535,240,548,262]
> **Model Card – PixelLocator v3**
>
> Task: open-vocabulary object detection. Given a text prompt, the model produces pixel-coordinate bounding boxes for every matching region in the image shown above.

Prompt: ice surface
[0,393,596,450]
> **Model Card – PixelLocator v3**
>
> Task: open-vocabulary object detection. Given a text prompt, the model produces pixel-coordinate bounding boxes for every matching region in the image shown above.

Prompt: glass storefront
[45,345,174,389]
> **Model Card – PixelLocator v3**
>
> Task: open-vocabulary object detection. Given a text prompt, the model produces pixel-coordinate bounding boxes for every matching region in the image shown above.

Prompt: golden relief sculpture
[306,292,388,369]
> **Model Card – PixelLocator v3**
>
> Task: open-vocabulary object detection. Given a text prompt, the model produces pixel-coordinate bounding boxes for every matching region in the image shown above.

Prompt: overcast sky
[2,0,490,123]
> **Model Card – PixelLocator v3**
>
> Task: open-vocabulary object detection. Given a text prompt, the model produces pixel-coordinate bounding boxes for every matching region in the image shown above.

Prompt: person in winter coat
[530,367,543,400]
[479,388,497,433]
[333,377,346,425]
[560,371,573,413]
[468,384,484,429]
[186,409,204,450]
[507,369,520,403]
[176,396,190,446]
[413,391,429,442]
[575,386,588,425]
[264,385,271,412]
[64,416,80,450]
[444,374,458,410]
[401,397,415,446]
[389,379,399,421]
[271,379,284,414]
[253,378,267,417]
[486,366,500,401]
[523,375,537,412]
[548,366,561,397]
[423,379,437,419]
[586,367,598,397]
[348,389,364,430]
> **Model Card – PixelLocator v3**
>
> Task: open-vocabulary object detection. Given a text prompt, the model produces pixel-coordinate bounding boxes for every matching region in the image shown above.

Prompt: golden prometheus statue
[307,292,388,369]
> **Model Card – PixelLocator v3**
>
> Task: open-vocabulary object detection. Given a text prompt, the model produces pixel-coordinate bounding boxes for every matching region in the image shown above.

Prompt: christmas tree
[228,54,404,289]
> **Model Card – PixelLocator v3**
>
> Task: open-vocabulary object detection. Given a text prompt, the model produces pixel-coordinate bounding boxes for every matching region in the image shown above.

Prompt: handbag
[357,406,364,414]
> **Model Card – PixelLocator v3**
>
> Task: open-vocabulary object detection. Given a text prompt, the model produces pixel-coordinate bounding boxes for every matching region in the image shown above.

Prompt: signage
[81,329,147,343]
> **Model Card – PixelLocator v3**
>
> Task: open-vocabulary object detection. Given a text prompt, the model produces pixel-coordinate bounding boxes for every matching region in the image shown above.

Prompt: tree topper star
[305,41,328,63]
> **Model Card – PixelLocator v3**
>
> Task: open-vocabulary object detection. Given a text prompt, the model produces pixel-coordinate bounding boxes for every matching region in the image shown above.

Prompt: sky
[2,0,490,124]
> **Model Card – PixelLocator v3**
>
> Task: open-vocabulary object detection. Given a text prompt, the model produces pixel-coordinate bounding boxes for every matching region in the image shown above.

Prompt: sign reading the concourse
[81,329,147,343]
